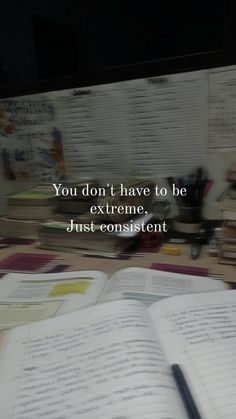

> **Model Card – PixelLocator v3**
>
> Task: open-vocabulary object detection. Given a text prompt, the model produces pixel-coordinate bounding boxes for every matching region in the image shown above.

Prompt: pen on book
[171,364,202,419]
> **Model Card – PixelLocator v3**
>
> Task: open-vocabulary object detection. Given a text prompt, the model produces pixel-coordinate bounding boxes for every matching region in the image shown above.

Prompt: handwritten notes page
[150,290,236,419]
[100,267,226,306]
[0,300,187,419]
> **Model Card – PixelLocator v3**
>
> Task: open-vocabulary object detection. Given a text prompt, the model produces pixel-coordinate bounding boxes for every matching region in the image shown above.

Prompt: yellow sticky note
[48,281,90,297]
[161,244,181,256]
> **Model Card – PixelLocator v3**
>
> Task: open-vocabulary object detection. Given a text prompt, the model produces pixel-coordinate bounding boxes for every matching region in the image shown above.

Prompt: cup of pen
[168,169,210,234]
[180,206,202,223]
[173,205,202,234]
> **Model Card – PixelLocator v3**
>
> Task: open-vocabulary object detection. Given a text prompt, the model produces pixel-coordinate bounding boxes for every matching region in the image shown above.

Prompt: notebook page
[0,300,187,419]
[100,267,226,306]
[149,290,236,419]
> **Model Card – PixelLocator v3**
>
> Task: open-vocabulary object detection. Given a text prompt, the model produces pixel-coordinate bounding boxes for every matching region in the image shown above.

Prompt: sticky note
[161,244,181,256]
[48,281,90,297]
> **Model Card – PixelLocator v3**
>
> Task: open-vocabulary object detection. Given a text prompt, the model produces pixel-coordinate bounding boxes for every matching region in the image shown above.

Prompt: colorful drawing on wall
[1,148,31,180]
[0,101,31,180]
[0,104,15,137]
[31,127,66,181]
[0,98,66,182]
[50,127,66,179]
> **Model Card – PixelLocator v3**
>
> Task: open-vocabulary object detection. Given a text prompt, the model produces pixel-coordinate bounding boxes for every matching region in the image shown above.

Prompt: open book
[0,267,227,331]
[0,290,235,418]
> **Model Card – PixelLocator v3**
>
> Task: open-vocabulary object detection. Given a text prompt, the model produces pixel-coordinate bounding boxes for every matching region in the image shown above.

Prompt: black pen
[171,364,202,419]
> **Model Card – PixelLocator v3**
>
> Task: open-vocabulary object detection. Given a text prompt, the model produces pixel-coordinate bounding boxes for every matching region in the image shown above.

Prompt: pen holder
[173,206,202,234]
[179,206,202,223]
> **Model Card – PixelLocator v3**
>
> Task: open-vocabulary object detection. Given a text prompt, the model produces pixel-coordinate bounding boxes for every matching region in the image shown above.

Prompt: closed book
[219,242,236,259]
[224,219,236,228]
[0,217,40,238]
[218,242,236,265]
[218,256,236,265]
[218,198,236,211]
[58,181,98,201]
[8,205,57,220]
[7,191,55,206]
[39,222,133,254]
[219,226,236,242]
[58,199,94,214]
[228,187,236,199]
[222,210,236,221]
[226,161,236,181]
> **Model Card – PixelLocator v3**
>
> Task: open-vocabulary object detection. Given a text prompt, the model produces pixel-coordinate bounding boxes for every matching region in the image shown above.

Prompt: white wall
[1,150,235,219]
[1,65,236,220]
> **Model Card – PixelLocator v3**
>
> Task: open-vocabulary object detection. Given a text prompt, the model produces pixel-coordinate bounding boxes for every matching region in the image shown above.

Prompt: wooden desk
[0,242,236,282]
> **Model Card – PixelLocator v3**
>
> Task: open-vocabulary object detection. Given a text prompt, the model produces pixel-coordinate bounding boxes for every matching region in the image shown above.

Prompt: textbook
[0,270,108,331]
[0,290,235,418]
[8,204,56,220]
[1,267,227,331]
[38,214,155,257]
[38,221,134,257]
[0,217,40,238]
[7,190,55,206]
[7,187,57,220]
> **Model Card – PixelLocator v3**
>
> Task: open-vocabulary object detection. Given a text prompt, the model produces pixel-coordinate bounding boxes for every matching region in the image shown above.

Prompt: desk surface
[0,243,236,282]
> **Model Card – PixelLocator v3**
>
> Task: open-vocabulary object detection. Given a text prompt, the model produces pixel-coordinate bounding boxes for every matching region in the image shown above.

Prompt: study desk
[0,242,236,283]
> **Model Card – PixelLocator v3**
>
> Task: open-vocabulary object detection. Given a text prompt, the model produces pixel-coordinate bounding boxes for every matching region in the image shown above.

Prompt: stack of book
[218,220,236,265]
[41,180,156,257]
[0,217,40,238]
[57,181,98,216]
[218,162,236,264]
[0,185,56,238]
[38,221,134,258]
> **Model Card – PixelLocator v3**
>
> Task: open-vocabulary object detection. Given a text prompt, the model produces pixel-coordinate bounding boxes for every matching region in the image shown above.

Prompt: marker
[191,242,201,260]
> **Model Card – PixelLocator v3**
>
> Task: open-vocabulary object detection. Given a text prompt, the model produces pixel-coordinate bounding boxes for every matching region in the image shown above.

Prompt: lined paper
[150,290,236,419]
[0,300,187,419]
[6,66,235,179]
[57,71,207,180]
[208,66,236,148]
[130,72,207,177]
[58,89,94,178]
[90,81,132,179]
